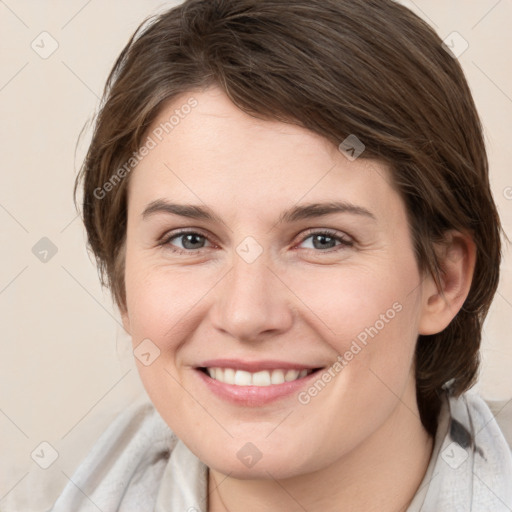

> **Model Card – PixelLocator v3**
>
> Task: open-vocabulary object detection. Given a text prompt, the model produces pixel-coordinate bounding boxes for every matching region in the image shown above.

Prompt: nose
[209,252,294,343]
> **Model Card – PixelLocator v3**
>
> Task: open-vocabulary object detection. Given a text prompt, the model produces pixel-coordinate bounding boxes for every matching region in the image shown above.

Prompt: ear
[418,230,477,335]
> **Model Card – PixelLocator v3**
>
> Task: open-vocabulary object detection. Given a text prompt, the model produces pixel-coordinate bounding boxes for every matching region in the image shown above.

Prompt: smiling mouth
[199,367,321,386]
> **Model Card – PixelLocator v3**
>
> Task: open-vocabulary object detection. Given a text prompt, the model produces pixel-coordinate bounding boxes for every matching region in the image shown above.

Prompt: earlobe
[418,230,477,335]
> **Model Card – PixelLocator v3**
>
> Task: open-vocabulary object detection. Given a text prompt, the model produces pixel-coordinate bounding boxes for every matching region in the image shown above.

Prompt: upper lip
[198,359,323,372]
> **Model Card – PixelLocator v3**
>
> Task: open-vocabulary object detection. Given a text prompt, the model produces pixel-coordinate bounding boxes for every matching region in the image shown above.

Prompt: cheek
[125,247,421,363]
[123,263,210,427]
[288,259,418,343]
[124,262,217,351]
[287,254,421,397]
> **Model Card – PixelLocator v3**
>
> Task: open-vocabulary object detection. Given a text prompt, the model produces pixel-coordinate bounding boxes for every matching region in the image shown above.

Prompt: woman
[51,0,512,510]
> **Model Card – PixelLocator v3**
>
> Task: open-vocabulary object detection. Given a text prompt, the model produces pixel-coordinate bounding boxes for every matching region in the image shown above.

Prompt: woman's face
[122,86,431,478]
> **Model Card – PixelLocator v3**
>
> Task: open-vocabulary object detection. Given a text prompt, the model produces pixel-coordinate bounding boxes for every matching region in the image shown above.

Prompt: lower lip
[195,368,321,406]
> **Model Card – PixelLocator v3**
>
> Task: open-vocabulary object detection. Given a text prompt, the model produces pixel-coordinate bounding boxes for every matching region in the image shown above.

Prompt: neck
[208,382,434,512]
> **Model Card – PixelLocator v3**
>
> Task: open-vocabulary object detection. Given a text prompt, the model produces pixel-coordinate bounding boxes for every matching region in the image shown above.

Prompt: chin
[207,455,306,480]
[191,435,316,481]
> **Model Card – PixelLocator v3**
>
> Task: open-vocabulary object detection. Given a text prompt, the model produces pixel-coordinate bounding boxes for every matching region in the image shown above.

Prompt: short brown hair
[76,0,504,436]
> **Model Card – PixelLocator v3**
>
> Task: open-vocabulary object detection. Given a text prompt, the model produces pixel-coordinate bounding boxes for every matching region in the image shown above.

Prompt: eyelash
[159,228,354,255]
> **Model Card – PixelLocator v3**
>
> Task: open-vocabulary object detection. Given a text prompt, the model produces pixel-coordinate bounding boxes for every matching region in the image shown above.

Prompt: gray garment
[49,392,512,511]
[408,392,512,511]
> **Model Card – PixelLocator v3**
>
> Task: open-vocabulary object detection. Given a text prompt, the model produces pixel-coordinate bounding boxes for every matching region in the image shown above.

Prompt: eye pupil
[168,231,349,254]
[313,234,336,250]
[182,233,204,249]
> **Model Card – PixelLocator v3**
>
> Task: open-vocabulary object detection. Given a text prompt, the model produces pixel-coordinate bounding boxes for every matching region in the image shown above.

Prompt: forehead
[128,87,403,225]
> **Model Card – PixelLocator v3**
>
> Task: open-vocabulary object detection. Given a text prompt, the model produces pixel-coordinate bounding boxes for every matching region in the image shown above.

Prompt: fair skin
[121,86,476,511]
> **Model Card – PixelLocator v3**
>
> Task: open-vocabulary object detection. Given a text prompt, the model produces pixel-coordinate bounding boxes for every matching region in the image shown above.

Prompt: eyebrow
[141,199,376,223]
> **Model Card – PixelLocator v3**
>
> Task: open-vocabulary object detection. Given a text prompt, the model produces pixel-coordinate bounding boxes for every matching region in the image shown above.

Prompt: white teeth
[223,368,235,385]
[234,370,252,386]
[205,367,311,386]
[271,369,285,384]
[252,371,271,386]
[284,369,300,382]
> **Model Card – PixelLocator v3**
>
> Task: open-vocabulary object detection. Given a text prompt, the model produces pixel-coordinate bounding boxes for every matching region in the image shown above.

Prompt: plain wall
[1,1,511,510]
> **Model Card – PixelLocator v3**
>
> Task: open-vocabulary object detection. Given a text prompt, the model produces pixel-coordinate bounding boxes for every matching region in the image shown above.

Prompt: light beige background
[0,1,511,510]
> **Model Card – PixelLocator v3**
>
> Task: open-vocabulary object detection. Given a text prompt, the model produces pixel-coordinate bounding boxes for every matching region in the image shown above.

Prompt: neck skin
[207,377,434,512]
